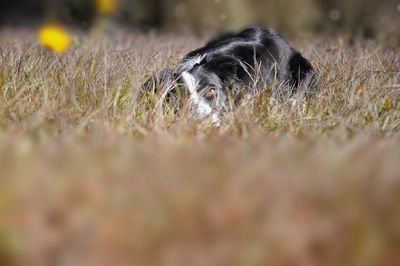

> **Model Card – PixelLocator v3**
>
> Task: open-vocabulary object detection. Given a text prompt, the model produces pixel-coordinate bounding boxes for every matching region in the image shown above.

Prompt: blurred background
[1,0,399,39]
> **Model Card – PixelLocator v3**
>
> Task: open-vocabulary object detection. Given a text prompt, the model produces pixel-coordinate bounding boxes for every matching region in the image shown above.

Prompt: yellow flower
[38,25,71,53]
[94,0,118,15]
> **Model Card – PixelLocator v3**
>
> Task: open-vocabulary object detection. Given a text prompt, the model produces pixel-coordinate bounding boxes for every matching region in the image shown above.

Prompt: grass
[0,28,400,266]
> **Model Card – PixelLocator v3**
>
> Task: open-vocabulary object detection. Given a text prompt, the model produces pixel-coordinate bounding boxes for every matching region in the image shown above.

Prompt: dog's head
[177,54,246,123]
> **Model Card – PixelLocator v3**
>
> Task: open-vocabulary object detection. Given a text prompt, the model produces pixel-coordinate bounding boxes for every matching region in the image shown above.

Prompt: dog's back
[179,25,315,93]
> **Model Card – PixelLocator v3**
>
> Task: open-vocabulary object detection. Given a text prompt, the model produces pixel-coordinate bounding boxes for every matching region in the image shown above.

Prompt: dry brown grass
[0,29,400,266]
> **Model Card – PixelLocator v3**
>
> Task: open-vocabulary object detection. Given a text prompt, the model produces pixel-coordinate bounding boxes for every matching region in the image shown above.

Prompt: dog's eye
[207,89,216,96]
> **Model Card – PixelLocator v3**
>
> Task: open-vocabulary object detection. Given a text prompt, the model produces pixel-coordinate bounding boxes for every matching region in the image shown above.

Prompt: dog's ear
[142,66,176,92]
[176,54,207,73]
[288,52,315,87]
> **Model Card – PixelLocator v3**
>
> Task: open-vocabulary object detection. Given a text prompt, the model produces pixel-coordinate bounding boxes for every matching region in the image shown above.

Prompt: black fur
[144,25,317,119]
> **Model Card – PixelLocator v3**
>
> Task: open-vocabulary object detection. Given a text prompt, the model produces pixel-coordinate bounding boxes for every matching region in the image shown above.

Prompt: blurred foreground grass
[0,29,400,266]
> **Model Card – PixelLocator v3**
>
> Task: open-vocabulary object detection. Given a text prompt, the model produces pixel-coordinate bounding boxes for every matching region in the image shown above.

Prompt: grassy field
[0,29,400,266]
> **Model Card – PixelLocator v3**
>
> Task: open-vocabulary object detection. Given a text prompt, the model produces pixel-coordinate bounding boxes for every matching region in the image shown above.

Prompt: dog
[144,25,317,123]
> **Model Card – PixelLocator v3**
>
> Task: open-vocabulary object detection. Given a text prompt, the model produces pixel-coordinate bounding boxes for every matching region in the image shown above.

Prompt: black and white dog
[145,25,317,123]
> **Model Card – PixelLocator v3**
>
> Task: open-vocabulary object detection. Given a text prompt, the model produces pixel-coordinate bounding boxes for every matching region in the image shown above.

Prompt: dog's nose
[191,101,220,124]
[194,101,212,116]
